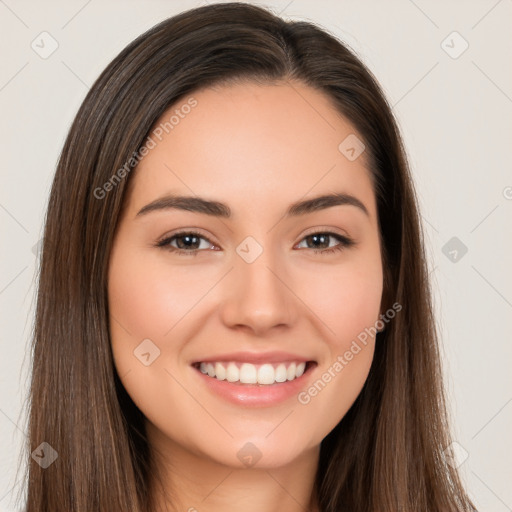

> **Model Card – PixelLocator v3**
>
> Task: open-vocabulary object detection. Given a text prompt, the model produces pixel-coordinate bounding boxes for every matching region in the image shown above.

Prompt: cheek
[301,259,383,348]
[107,248,192,422]
[108,248,211,342]
[107,246,220,409]
[292,254,382,429]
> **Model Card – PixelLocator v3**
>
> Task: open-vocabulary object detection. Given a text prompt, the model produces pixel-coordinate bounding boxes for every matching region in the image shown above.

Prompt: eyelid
[156,225,353,247]
[155,225,356,257]
[156,227,218,247]
[299,225,352,240]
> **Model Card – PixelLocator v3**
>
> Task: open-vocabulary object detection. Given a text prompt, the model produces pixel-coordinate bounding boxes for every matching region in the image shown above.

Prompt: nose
[219,249,296,336]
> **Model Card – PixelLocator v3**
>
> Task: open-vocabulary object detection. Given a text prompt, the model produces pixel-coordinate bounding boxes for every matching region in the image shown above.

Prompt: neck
[147,428,320,512]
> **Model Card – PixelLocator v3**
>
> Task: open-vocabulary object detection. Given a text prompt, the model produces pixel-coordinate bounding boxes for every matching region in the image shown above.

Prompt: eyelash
[155,230,355,256]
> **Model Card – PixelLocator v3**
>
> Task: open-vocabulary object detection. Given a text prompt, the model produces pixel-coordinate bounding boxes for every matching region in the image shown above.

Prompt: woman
[22,2,476,511]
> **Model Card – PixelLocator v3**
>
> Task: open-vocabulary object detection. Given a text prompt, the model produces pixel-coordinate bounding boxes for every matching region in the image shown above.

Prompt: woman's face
[108,81,383,469]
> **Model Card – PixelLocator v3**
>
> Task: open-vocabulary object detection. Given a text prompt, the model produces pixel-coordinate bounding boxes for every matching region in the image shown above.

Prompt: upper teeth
[198,361,307,385]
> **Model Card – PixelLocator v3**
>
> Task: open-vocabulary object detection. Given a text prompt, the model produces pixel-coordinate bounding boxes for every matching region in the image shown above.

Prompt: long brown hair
[19,2,476,511]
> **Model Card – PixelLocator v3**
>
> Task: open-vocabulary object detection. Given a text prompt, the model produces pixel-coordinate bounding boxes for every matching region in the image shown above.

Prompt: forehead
[124,81,376,220]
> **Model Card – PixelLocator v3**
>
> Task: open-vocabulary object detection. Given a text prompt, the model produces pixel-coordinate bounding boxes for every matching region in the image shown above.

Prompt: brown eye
[296,232,355,255]
[156,231,215,256]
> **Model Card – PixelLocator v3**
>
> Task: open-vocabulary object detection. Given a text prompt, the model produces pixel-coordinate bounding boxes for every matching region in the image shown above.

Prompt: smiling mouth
[191,360,317,386]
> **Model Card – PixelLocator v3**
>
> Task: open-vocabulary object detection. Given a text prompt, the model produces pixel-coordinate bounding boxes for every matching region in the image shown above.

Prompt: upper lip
[191,351,315,365]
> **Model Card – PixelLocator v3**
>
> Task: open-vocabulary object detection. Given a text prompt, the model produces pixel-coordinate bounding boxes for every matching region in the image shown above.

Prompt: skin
[108,81,384,512]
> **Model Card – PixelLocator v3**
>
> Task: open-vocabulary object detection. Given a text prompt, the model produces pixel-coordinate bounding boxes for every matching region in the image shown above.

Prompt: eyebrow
[135,192,369,219]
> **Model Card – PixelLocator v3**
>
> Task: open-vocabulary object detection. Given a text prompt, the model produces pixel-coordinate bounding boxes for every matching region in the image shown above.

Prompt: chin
[204,435,314,470]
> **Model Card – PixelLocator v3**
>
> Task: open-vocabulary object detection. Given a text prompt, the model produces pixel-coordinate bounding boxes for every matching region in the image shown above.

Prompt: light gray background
[1,1,511,510]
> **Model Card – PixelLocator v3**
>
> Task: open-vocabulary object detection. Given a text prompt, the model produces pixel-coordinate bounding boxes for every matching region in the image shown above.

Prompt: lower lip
[192,363,316,407]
